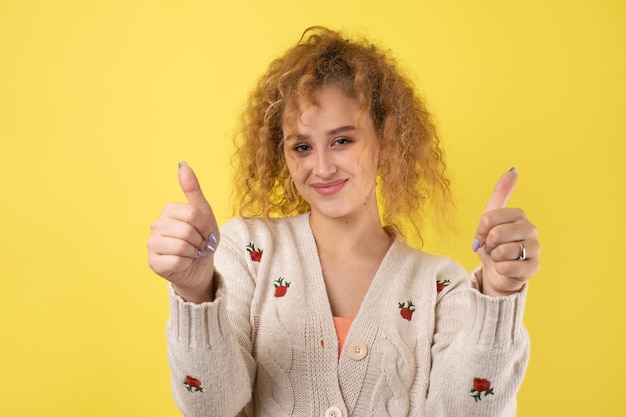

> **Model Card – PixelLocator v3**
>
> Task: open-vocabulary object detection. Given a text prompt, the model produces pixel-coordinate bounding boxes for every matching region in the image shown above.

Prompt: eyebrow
[329,125,355,135]
[284,125,356,142]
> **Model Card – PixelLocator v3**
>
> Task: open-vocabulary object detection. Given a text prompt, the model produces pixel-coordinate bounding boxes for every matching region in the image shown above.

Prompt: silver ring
[517,241,527,261]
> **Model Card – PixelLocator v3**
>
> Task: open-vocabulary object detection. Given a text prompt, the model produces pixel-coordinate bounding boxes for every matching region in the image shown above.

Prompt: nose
[313,148,337,179]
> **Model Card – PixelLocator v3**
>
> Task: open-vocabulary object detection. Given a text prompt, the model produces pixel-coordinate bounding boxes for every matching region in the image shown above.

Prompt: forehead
[282,87,363,133]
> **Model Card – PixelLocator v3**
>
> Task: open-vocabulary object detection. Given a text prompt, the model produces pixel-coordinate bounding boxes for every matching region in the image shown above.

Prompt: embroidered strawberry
[437,279,451,292]
[246,243,263,262]
[184,375,203,392]
[273,277,290,297]
[470,377,494,402]
[398,300,415,321]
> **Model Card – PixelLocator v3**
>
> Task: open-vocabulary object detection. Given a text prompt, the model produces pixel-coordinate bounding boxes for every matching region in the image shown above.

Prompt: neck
[309,205,392,257]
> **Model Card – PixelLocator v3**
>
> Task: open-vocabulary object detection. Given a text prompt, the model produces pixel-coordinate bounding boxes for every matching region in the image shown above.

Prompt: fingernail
[197,250,208,257]
[205,243,216,253]
[472,238,480,252]
[208,232,218,245]
[509,166,519,174]
[484,246,491,255]
[178,161,188,169]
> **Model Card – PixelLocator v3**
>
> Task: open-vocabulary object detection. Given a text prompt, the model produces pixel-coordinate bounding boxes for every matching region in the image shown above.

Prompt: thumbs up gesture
[147,162,220,303]
[472,168,540,296]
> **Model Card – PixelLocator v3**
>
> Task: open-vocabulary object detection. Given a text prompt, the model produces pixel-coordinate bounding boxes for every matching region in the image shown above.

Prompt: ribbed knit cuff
[167,281,229,349]
[467,267,528,347]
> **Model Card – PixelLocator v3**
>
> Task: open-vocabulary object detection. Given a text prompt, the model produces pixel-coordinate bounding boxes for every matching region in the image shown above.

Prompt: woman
[147,27,540,417]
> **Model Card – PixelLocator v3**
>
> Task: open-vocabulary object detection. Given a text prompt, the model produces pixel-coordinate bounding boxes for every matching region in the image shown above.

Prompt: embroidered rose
[246,243,263,262]
[398,300,415,321]
[437,279,451,292]
[273,277,290,297]
[470,377,494,401]
[184,376,203,392]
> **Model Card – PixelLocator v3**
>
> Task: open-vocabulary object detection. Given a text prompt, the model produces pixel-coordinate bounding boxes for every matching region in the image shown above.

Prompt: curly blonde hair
[232,27,451,243]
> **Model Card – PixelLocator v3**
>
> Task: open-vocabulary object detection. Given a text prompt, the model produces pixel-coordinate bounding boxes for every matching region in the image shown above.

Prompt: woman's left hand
[472,168,540,296]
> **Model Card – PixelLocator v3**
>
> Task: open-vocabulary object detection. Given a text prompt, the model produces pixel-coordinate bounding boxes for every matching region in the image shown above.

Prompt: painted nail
[205,243,216,253]
[178,161,188,169]
[509,166,519,174]
[472,238,480,252]
[484,246,491,255]
[197,250,208,257]
[208,232,218,245]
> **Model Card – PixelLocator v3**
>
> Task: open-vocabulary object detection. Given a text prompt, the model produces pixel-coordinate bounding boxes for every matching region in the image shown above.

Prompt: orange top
[332,316,354,357]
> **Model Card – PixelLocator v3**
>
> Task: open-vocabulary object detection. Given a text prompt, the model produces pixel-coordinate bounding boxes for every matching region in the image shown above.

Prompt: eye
[333,137,353,146]
[293,143,312,153]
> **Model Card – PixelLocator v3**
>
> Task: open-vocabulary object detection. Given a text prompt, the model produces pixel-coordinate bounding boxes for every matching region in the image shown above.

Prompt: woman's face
[282,86,380,221]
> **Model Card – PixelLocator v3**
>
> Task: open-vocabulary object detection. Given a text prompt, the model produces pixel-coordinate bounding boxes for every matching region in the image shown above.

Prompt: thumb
[483,167,519,212]
[178,161,209,208]
[471,167,519,253]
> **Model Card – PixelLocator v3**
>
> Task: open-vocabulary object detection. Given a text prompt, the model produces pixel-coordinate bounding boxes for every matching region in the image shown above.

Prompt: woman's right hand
[147,162,220,303]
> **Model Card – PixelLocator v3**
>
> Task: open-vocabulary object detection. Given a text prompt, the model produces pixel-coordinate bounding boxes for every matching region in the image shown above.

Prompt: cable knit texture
[167,213,529,417]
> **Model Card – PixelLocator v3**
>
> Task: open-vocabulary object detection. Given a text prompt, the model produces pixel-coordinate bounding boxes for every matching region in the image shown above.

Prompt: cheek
[284,156,301,180]
[355,150,379,180]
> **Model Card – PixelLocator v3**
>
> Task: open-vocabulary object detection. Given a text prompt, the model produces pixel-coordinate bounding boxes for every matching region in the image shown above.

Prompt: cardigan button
[348,341,368,360]
[324,406,342,417]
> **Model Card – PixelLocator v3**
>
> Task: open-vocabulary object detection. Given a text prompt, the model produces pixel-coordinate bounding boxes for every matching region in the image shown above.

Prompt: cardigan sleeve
[425,266,530,417]
[166,222,258,417]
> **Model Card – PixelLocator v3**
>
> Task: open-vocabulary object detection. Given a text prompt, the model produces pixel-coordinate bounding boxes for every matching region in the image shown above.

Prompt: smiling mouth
[311,179,348,196]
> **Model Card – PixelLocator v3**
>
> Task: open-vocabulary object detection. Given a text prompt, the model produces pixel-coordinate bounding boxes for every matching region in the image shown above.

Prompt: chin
[311,203,357,220]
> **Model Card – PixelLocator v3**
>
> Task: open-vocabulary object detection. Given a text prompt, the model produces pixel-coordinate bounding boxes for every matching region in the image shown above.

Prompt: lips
[311,179,348,196]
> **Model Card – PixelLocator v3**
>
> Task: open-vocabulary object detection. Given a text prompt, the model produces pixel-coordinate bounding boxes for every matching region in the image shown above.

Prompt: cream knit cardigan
[167,213,529,417]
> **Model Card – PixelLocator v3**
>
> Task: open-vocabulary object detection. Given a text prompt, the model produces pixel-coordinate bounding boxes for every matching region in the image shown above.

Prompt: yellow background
[1,0,624,416]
